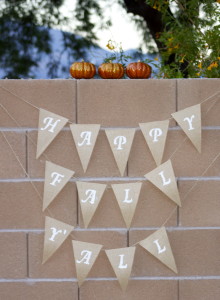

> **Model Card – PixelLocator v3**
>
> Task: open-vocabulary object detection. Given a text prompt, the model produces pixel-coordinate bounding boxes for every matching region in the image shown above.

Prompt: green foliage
[104,40,132,68]
[74,0,109,42]
[0,0,219,78]
[0,0,96,78]
[64,0,220,78]
[145,0,220,78]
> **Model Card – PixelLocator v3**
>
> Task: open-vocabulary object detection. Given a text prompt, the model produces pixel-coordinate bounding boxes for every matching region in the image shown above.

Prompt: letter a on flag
[144,159,181,206]
[70,124,100,172]
[139,120,169,166]
[42,216,74,264]
[36,109,68,159]
[72,240,103,286]
[139,227,177,273]
[105,128,136,176]
[43,161,75,211]
[171,104,201,153]
[76,181,107,228]
[105,247,136,291]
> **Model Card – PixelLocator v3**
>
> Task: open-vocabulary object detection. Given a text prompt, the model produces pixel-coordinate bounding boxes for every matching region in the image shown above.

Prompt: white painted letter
[49,227,67,242]
[50,172,65,187]
[114,136,127,150]
[123,189,133,203]
[149,128,163,142]
[118,254,128,269]
[183,115,195,131]
[41,117,61,133]
[153,239,166,254]
[158,171,171,186]
[78,131,92,146]
[76,250,92,265]
[81,189,97,205]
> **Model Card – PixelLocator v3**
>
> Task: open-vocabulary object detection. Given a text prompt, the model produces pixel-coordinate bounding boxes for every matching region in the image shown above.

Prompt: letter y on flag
[172,104,201,153]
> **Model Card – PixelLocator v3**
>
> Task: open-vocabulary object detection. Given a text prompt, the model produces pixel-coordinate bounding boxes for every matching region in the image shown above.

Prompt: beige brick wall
[0,78,219,299]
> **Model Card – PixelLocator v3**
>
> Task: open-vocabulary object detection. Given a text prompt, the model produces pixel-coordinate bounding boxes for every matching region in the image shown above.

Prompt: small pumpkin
[98,61,124,79]
[70,60,96,79]
[126,61,151,79]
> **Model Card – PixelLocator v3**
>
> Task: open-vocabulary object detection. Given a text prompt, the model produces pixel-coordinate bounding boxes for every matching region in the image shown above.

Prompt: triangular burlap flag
[171,104,201,153]
[42,216,74,264]
[43,161,75,211]
[76,181,107,228]
[105,247,136,292]
[144,159,181,206]
[139,227,177,273]
[139,120,169,166]
[112,182,142,228]
[36,109,68,159]
[105,128,136,176]
[70,124,100,172]
[72,240,103,286]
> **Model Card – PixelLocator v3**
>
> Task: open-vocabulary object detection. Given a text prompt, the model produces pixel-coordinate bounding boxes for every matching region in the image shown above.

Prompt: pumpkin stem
[81,59,84,62]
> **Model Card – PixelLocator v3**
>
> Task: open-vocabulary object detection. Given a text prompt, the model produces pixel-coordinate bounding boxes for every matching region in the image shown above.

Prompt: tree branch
[123,0,164,49]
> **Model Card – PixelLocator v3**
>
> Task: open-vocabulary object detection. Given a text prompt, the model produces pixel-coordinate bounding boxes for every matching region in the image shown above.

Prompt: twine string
[0,131,42,202]
[161,93,220,227]
[0,89,219,249]
[0,83,219,126]
[0,85,39,110]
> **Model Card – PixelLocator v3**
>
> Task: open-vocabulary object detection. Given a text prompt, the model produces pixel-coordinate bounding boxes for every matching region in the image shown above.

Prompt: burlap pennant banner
[42,216,74,264]
[144,159,181,206]
[36,108,69,159]
[70,124,100,172]
[139,227,177,273]
[76,181,107,228]
[112,182,142,228]
[139,120,169,166]
[105,128,136,176]
[72,240,103,286]
[105,247,136,291]
[171,104,201,153]
[43,161,75,211]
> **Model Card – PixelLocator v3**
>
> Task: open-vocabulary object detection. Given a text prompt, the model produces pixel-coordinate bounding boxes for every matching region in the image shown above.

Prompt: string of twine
[159,95,219,229]
[0,130,55,219]
[0,88,219,248]
[0,84,219,126]
[130,94,220,246]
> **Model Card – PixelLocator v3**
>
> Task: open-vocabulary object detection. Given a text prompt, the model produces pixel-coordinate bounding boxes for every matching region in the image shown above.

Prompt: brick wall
[0,78,219,300]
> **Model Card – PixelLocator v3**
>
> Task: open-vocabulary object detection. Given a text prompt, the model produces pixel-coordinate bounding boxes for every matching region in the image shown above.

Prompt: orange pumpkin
[126,61,151,79]
[70,60,96,79]
[98,61,124,79]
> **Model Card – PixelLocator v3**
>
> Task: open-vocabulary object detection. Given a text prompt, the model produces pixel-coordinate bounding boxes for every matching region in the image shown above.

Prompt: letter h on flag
[36,109,69,159]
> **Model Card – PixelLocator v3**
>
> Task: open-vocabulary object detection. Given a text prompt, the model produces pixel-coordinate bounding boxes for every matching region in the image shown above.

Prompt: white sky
[59,0,143,51]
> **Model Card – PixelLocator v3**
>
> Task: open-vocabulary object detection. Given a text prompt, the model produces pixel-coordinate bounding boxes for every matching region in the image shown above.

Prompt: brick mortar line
[1,227,220,233]
[0,176,220,182]
[175,79,178,125]
[25,130,28,176]
[0,276,220,283]
[26,233,29,278]
[1,126,220,132]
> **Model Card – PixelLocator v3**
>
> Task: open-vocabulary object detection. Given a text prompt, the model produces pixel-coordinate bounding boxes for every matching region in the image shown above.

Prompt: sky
[59,0,143,51]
